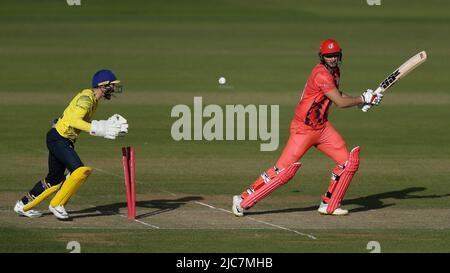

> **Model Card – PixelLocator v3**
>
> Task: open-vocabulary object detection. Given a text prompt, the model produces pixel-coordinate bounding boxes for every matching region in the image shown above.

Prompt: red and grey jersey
[294,64,340,129]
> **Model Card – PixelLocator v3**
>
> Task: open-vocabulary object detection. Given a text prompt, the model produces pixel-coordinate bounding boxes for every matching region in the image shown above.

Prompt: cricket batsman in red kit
[232,39,383,216]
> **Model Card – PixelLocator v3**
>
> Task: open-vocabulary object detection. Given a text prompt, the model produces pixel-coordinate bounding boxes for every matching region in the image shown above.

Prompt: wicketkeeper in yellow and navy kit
[14,69,129,220]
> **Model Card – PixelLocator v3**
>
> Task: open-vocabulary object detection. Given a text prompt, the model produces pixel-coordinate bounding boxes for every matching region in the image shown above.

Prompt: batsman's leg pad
[50,166,93,207]
[241,162,301,209]
[23,180,61,212]
[324,146,360,214]
[322,164,346,203]
[241,166,280,200]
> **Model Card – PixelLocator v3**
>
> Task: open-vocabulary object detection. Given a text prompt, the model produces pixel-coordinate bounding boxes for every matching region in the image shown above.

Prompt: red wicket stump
[122,146,136,219]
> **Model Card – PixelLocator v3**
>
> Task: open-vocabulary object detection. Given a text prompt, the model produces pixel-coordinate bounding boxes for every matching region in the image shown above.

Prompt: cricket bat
[362,50,427,112]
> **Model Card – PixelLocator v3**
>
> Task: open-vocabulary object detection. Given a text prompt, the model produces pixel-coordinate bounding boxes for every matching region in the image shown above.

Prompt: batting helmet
[318,39,342,64]
[319,39,342,55]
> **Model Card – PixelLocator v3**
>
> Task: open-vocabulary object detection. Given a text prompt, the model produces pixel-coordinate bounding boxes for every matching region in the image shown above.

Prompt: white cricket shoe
[232,195,245,217]
[318,202,349,216]
[49,204,69,220]
[14,200,42,218]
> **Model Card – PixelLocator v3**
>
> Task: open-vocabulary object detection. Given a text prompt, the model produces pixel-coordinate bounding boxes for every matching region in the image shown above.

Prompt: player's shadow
[245,187,450,216]
[344,187,450,213]
[68,196,203,220]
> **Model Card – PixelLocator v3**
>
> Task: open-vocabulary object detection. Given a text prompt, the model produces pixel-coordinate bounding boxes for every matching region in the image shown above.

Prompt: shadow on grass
[245,187,450,216]
[68,196,203,220]
[345,187,450,213]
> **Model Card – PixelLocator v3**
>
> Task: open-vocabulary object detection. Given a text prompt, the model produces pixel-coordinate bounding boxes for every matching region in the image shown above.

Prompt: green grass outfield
[0,0,449,253]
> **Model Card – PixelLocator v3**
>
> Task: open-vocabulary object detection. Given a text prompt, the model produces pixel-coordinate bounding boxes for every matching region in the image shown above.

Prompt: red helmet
[319,39,342,55]
[319,39,342,65]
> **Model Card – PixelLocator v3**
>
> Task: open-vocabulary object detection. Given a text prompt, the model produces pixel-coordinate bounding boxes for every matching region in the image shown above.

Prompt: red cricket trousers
[276,120,349,169]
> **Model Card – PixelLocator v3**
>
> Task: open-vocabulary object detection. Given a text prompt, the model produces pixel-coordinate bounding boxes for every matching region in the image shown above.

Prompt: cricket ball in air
[218,77,226,85]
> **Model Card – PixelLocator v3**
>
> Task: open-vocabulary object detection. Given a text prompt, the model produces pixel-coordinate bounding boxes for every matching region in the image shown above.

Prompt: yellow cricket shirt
[55,89,98,140]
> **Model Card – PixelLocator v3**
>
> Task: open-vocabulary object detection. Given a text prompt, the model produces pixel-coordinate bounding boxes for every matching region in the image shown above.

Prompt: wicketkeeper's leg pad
[322,146,360,214]
[23,180,61,212]
[50,166,93,207]
[241,162,301,209]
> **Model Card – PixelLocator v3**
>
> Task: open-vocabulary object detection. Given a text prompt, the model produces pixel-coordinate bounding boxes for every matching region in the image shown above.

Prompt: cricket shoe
[14,200,42,218]
[232,195,245,217]
[318,202,348,216]
[49,204,70,220]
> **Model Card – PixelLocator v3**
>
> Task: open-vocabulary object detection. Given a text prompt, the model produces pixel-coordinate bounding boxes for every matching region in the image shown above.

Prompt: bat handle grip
[361,104,371,112]
[361,87,384,112]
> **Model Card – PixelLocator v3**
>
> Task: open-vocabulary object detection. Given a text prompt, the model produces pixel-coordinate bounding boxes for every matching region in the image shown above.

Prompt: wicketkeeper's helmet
[92,69,123,100]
